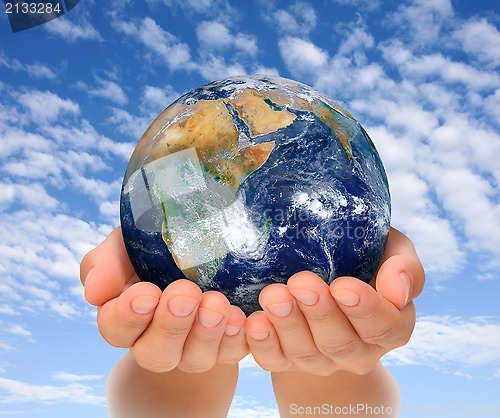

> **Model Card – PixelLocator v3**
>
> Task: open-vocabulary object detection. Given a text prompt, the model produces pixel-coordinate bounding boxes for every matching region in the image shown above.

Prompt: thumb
[375,254,425,310]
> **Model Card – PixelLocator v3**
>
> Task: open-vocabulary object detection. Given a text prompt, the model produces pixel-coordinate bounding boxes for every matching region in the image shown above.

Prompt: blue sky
[1,0,500,416]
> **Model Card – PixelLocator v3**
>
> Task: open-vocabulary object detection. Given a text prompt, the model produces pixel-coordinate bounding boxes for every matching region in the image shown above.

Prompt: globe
[120,75,391,314]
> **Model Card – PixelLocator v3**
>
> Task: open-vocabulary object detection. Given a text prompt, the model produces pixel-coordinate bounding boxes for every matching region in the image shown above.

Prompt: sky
[0,0,500,416]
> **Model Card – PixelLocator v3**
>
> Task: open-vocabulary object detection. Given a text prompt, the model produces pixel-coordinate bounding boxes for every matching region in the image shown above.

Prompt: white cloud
[1,149,120,212]
[107,107,153,140]
[270,1,317,36]
[141,17,193,70]
[197,21,232,49]
[53,372,103,382]
[40,120,134,161]
[233,34,259,57]
[116,17,193,71]
[0,126,50,155]
[426,166,500,270]
[0,183,59,212]
[49,302,79,319]
[0,211,112,318]
[145,0,236,20]
[146,0,212,12]
[142,85,180,113]
[475,273,497,282]
[0,343,15,353]
[114,16,263,79]
[363,124,465,277]
[3,150,61,180]
[338,22,375,55]
[0,305,17,316]
[229,396,279,418]
[196,21,258,56]
[0,87,130,238]
[0,377,105,405]
[17,90,80,123]
[196,55,247,82]
[278,37,328,75]
[390,0,454,47]
[380,41,500,92]
[0,84,122,319]
[193,22,260,79]
[5,325,31,337]
[454,18,500,68]
[454,371,473,379]
[484,89,500,123]
[109,0,133,11]
[253,65,280,77]
[401,214,465,277]
[77,79,128,106]
[196,21,258,57]
[0,211,111,280]
[329,0,382,11]
[384,315,500,374]
[0,51,56,80]
[45,15,103,42]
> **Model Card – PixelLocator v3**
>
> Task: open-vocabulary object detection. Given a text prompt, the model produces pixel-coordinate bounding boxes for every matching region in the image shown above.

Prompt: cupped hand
[245,227,425,376]
[80,227,249,373]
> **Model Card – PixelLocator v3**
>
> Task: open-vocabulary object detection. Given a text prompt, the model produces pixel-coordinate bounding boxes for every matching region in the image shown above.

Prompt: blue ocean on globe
[120,75,391,314]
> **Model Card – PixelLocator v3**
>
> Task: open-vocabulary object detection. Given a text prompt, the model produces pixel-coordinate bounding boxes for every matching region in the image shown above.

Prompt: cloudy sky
[1,0,499,416]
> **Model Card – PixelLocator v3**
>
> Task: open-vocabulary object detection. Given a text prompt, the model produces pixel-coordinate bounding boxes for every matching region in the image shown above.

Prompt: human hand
[80,227,249,373]
[245,227,425,376]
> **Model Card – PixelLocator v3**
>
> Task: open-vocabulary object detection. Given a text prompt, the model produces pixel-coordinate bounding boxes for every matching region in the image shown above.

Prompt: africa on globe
[120,75,391,314]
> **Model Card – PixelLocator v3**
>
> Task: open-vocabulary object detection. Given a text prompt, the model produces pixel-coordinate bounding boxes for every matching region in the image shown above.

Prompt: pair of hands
[80,227,424,376]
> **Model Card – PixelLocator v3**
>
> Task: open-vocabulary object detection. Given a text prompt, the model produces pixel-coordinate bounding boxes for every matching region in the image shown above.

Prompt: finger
[131,279,202,373]
[287,271,374,373]
[177,291,231,373]
[375,253,425,310]
[330,277,415,352]
[80,227,136,306]
[218,306,249,364]
[245,311,293,372]
[259,283,336,375]
[379,227,422,263]
[97,281,161,348]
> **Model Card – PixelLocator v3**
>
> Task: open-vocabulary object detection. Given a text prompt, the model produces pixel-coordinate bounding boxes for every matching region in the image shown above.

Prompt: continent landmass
[128,83,358,190]
[252,85,356,160]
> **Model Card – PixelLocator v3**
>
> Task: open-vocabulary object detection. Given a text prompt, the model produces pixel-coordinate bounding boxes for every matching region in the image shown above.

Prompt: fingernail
[289,289,319,306]
[168,296,198,317]
[400,272,411,305]
[224,324,241,336]
[83,267,94,286]
[131,296,159,315]
[198,307,224,328]
[248,330,270,341]
[332,289,360,307]
[267,301,293,317]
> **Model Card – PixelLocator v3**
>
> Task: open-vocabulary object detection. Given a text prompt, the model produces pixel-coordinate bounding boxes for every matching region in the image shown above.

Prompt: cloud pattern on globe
[120,75,391,314]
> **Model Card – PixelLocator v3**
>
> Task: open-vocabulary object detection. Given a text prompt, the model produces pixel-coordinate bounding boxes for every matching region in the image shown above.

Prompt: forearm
[107,351,238,418]
[271,362,400,417]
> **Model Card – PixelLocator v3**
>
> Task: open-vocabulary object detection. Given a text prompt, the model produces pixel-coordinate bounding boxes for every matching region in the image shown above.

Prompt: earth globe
[120,75,391,314]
